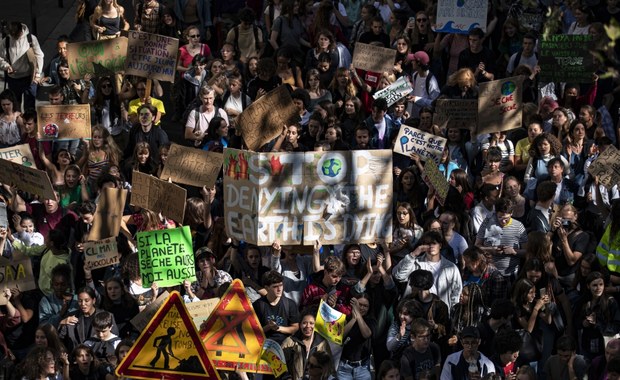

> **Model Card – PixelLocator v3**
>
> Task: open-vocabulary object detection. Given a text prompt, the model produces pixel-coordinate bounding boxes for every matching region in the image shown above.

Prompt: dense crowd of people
[0,0,618,379]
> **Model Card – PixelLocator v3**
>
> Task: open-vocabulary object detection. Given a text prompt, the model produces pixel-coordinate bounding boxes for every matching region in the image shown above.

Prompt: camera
[562,219,571,227]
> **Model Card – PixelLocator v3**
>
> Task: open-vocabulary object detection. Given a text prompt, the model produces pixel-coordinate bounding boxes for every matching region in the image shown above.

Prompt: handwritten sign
[137,226,195,287]
[539,35,594,83]
[0,144,36,167]
[0,159,55,200]
[477,76,523,135]
[237,86,299,151]
[66,37,128,80]
[351,43,396,74]
[422,159,449,206]
[435,0,488,34]
[84,238,119,269]
[37,104,91,141]
[373,76,413,107]
[223,149,393,245]
[186,298,219,330]
[125,31,179,82]
[0,258,36,301]
[160,143,223,188]
[90,187,128,241]
[433,99,478,131]
[131,171,187,223]
[588,145,620,190]
[393,125,447,164]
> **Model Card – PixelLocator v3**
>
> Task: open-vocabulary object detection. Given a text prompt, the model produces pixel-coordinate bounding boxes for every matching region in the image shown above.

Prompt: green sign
[137,226,196,287]
[539,34,594,84]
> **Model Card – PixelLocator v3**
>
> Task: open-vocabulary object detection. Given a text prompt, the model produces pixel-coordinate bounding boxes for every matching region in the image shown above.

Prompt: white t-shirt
[185,107,229,135]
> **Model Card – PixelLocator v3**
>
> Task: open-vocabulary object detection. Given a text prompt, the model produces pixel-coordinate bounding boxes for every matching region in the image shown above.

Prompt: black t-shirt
[253,296,300,345]
[358,31,390,47]
[457,47,496,82]
[400,343,441,380]
[341,317,376,361]
[4,291,39,350]
[552,228,590,276]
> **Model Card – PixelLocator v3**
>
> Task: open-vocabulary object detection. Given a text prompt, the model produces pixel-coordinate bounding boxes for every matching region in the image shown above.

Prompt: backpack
[512,49,539,70]
[4,33,36,86]
[233,25,260,53]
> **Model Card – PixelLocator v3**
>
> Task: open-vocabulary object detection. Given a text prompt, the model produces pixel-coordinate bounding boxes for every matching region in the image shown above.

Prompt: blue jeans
[337,359,371,380]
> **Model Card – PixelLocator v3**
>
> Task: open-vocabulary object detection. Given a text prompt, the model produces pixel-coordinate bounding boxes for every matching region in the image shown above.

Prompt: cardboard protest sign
[0,159,55,200]
[137,226,195,287]
[130,291,170,331]
[477,76,523,135]
[314,300,346,345]
[351,43,396,74]
[0,203,7,229]
[223,149,393,245]
[435,0,488,33]
[237,86,299,151]
[125,31,179,82]
[84,238,119,269]
[588,145,620,190]
[37,104,91,141]
[433,99,478,131]
[0,144,36,167]
[131,171,187,223]
[160,143,223,188]
[90,187,128,241]
[422,159,449,206]
[186,298,219,330]
[66,37,128,80]
[539,35,594,84]
[0,258,36,304]
[373,76,413,107]
[260,339,288,377]
[393,125,447,164]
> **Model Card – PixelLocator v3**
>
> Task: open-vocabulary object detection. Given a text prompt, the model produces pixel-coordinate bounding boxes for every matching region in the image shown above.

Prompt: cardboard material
[66,37,128,79]
[223,149,393,245]
[137,226,196,288]
[372,76,413,107]
[588,145,620,190]
[37,104,92,141]
[0,144,36,167]
[131,291,170,331]
[351,43,396,74]
[160,143,223,188]
[0,258,37,304]
[433,99,478,131]
[90,187,128,241]
[237,86,299,151]
[422,159,449,206]
[131,171,187,223]
[539,34,595,83]
[393,125,447,164]
[124,31,179,82]
[0,159,55,200]
[477,76,523,135]
[186,298,220,330]
[84,238,119,269]
[435,0,488,34]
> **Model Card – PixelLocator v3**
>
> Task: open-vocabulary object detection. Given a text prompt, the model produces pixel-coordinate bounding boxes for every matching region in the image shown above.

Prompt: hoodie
[0,24,44,80]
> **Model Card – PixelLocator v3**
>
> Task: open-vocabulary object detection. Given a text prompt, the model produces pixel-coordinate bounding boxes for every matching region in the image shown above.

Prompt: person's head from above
[192,54,208,74]
[463,246,487,275]
[238,7,255,29]
[206,116,229,141]
[50,264,72,299]
[307,113,324,137]
[493,328,523,365]
[199,85,216,109]
[291,88,310,113]
[459,282,483,307]
[494,197,514,227]
[22,346,56,378]
[606,338,620,363]
[409,268,435,295]
[371,97,388,123]
[78,200,96,225]
[480,183,500,209]
[410,318,432,351]
[579,104,596,126]
[92,311,114,341]
[306,350,332,380]
[48,86,64,105]
[555,335,578,363]
[450,68,476,93]
[0,89,17,114]
[535,180,557,204]
[516,366,537,380]
[378,360,400,380]
[322,256,345,287]
[317,52,332,73]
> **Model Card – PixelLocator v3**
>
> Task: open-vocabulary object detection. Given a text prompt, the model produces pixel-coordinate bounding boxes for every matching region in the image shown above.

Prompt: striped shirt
[477,214,528,276]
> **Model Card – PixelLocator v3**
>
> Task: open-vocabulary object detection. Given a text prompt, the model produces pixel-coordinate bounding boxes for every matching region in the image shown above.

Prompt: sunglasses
[189,34,200,38]
[417,18,428,22]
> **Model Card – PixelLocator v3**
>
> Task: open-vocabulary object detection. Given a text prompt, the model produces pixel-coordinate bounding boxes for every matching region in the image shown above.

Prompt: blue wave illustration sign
[434,0,488,34]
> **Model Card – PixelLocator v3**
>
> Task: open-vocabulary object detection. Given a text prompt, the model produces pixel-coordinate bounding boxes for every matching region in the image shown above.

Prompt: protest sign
[131,171,187,223]
[351,43,396,74]
[66,37,128,80]
[433,99,478,131]
[373,76,413,107]
[477,76,523,135]
[236,86,299,151]
[422,159,449,206]
[186,298,219,330]
[125,31,179,82]
[314,300,346,345]
[160,143,223,188]
[0,258,36,304]
[393,125,447,164]
[137,226,195,288]
[0,144,36,167]
[37,104,91,141]
[588,145,620,190]
[260,340,288,377]
[539,34,594,83]
[130,291,170,331]
[90,187,128,241]
[0,159,55,200]
[223,149,393,246]
[0,203,7,229]
[435,0,488,34]
[84,238,119,269]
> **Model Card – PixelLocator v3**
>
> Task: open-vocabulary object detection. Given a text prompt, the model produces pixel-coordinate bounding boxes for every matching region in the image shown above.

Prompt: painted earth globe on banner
[501,81,516,96]
[321,158,343,177]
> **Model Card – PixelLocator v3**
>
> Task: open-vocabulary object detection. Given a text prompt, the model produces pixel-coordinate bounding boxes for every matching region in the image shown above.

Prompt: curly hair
[529,132,562,159]
[18,346,55,379]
